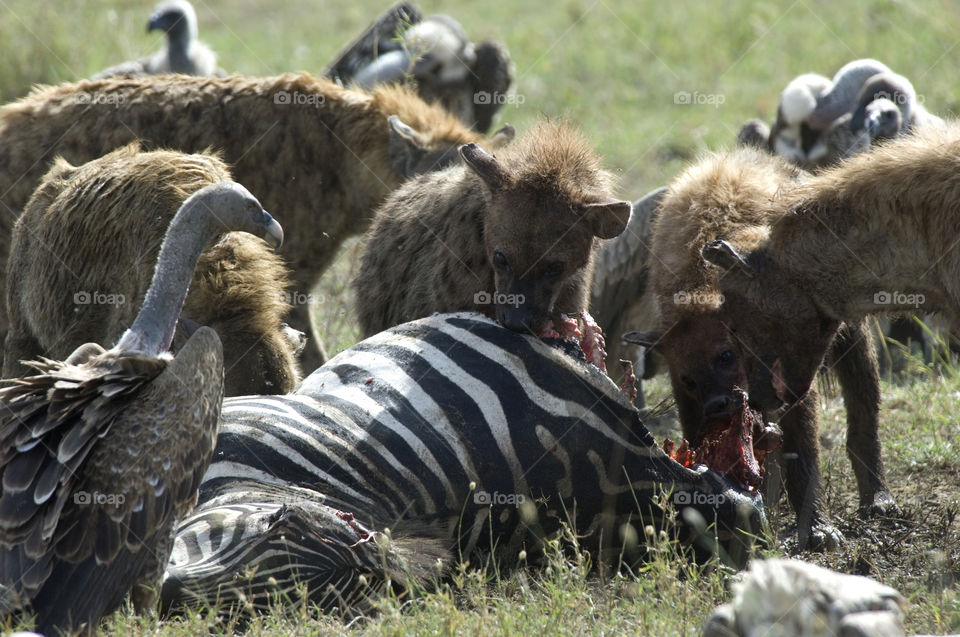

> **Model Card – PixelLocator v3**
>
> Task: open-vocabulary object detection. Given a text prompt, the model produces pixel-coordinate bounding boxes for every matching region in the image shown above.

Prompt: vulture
[0,181,283,635]
[323,2,422,84]
[702,559,907,637]
[765,61,940,168]
[767,72,833,163]
[326,2,514,133]
[806,98,901,168]
[804,58,892,131]
[92,0,225,79]
[850,71,946,136]
[768,61,891,162]
[736,118,772,149]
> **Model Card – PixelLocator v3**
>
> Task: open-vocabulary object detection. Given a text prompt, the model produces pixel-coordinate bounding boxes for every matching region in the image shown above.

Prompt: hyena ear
[622,330,663,350]
[488,124,516,150]
[583,198,632,239]
[460,143,510,190]
[701,240,755,276]
[388,115,426,179]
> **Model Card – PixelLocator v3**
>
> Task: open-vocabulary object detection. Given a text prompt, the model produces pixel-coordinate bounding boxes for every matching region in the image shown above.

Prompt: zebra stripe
[162,313,762,614]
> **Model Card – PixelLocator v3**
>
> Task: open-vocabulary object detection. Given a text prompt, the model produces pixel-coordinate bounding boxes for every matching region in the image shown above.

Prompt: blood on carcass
[661,389,782,492]
[538,311,607,372]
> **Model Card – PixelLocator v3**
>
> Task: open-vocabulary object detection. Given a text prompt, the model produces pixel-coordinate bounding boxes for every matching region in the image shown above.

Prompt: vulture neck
[167,25,194,72]
[116,196,216,356]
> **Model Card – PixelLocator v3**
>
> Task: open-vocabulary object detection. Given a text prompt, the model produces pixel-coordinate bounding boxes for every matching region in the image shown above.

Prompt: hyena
[354,120,631,337]
[626,146,895,550]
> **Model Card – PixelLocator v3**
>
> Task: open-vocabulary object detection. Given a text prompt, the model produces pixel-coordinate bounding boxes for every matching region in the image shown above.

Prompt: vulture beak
[147,12,162,33]
[261,211,284,253]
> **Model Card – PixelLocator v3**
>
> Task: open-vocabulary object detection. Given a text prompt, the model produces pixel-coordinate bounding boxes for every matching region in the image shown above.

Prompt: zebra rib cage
[162,312,763,615]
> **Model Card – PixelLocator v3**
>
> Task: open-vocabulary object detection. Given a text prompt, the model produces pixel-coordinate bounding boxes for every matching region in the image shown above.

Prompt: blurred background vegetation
[4,0,960,199]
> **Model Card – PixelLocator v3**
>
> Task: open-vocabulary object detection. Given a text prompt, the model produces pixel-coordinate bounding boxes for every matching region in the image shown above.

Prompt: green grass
[5,0,960,201]
[3,0,960,634]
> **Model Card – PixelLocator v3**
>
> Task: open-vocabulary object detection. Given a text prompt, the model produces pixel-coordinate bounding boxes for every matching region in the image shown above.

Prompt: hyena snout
[497,305,537,332]
[702,393,735,425]
[493,279,552,333]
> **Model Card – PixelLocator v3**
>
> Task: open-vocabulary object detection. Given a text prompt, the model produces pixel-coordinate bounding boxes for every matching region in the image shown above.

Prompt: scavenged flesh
[538,311,607,373]
[662,389,782,492]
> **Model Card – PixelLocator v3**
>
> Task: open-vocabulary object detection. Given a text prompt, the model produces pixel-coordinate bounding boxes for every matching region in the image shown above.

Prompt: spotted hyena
[354,120,631,337]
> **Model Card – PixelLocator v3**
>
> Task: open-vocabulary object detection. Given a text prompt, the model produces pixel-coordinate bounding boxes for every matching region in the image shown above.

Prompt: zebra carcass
[162,312,763,615]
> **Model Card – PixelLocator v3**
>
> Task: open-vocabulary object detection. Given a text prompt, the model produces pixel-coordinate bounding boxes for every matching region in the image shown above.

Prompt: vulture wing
[0,327,222,634]
[589,186,667,330]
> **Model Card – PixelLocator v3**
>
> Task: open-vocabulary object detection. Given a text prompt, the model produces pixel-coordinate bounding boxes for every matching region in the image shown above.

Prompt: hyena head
[460,121,631,333]
[624,311,749,445]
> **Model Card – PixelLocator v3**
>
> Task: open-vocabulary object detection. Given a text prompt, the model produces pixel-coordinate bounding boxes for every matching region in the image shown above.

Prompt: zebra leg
[161,491,448,616]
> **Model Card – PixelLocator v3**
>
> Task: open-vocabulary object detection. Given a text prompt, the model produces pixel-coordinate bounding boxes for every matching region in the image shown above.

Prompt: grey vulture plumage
[325,2,514,133]
[589,187,668,403]
[804,58,892,132]
[92,0,225,79]
[849,70,945,136]
[0,180,283,635]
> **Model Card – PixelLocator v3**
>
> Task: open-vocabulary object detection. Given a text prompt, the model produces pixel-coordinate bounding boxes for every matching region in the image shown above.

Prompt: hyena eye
[543,261,564,278]
[716,350,735,367]
[493,251,509,270]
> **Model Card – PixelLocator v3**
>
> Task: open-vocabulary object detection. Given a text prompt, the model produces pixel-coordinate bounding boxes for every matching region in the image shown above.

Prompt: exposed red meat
[537,312,607,372]
[335,510,374,544]
[538,324,561,339]
[697,391,763,490]
[673,439,696,468]
[538,314,580,340]
[661,389,782,492]
[662,438,675,457]
[577,311,607,373]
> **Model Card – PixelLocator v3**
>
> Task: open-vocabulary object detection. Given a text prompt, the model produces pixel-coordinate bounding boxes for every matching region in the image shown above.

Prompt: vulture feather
[0,179,283,635]
[327,3,514,133]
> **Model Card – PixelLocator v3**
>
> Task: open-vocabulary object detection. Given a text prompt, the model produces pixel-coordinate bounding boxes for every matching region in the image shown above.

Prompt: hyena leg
[827,320,899,516]
[779,386,843,551]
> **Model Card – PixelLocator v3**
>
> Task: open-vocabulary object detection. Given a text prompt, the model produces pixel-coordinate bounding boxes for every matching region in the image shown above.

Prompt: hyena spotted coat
[354,120,631,337]
[0,74,507,371]
[627,147,893,550]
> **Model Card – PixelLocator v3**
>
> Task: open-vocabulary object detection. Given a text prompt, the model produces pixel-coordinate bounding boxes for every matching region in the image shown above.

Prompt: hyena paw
[796,519,844,552]
[858,491,902,518]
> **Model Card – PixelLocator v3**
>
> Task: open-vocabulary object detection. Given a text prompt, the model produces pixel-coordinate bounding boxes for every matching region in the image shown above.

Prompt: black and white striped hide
[162,312,763,615]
